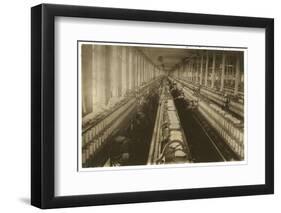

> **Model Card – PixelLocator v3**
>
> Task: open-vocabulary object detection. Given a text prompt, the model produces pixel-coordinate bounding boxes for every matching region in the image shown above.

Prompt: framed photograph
[31,3,274,209]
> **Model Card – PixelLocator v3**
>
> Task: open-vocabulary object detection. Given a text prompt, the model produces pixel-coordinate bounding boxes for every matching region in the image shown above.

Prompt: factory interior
[81,43,244,168]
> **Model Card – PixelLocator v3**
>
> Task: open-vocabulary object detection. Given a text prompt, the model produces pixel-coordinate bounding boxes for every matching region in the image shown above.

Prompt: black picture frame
[31,3,274,209]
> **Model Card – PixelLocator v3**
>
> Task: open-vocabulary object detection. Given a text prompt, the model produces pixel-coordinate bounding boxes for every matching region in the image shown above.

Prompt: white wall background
[0,0,279,212]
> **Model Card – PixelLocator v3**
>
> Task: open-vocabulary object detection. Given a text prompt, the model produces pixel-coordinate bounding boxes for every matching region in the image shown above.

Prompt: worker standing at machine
[110,135,131,166]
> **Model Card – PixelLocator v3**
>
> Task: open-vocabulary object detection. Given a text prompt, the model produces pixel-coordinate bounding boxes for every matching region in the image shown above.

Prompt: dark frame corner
[31,3,274,209]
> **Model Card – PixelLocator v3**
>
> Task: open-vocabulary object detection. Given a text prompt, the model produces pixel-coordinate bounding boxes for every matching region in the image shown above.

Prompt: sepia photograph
[30,3,274,208]
[79,42,245,169]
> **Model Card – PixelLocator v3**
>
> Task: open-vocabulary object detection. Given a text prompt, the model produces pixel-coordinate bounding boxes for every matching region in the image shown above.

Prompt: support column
[220,52,226,92]
[140,56,143,84]
[81,44,93,115]
[128,48,134,91]
[190,61,194,83]
[149,64,151,81]
[147,62,149,82]
[139,54,141,85]
[143,59,146,82]
[181,64,184,79]
[199,54,204,85]
[182,63,185,79]
[148,63,150,81]
[141,56,145,83]
[211,52,216,89]
[196,57,200,83]
[109,46,120,103]
[117,47,123,97]
[126,47,130,92]
[136,53,140,87]
[184,63,188,80]
[92,45,109,114]
[204,51,209,86]
[143,57,146,83]
[193,61,196,82]
[104,46,111,105]
[133,51,137,88]
[149,63,151,81]
[234,53,241,96]
[189,62,192,81]
[132,49,136,89]
[121,47,127,96]
[146,63,148,81]
[195,61,197,82]
[91,45,98,108]
[193,59,196,82]
[186,63,189,80]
